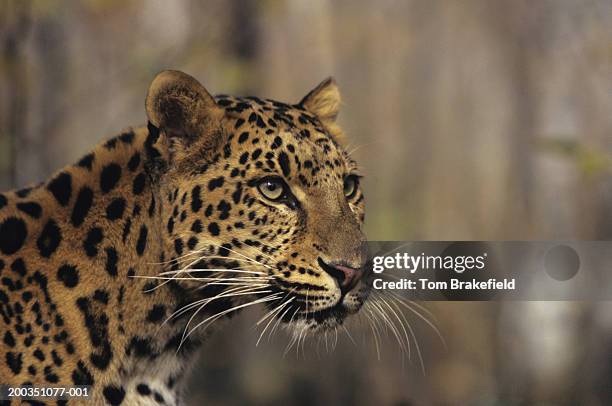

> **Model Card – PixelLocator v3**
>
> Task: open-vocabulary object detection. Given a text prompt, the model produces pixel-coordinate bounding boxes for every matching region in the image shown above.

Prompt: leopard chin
[280,285,371,333]
[282,306,351,336]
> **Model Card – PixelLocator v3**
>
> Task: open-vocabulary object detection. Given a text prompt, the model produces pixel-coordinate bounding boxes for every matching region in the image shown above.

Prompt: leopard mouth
[301,286,370,330]
[264,293,358,332]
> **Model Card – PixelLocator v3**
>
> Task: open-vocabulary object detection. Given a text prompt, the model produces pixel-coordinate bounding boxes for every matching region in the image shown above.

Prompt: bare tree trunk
[227,0,259,94]
[0,0,31,190]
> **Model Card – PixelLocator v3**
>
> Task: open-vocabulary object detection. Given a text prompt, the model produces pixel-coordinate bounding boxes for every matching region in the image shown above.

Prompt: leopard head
[146,70,368,333]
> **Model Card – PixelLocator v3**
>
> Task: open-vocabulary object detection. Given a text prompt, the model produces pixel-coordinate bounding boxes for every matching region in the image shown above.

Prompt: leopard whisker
[386,291,439,322]
[345,141,377,157]
[363,308,381,360]
[364,302,385,339]
[195,282,270,289]
[332,326,338,352]
[269,302,294,343]
[301,323,310,359]
[293,323,302,358]
[131,275,271,283]
[148,248,271,293]
[241,244,276,263]
[377,295,411,359]
[145,248,208,265]
[389,297,425,373]
[385,297,413,361]
[282,307,301,357]
[174,287,275,335]
[295,321,306,358]
[369,292,427,373]
[145,274,272,282]
[369,300,407,356]
[141,252,222,292]
[152,246,270,270]
[160,268,267,276]
[148,247,240,267]
[179,292,283,352]
[341,324,357,347]
[180,288,276,344]
[324,330,329,354]
[283,330,298,357]
[203,242,273,269]
[386,291,446,348]
[255,288,295,327]
[163,286,269,328]
[256,297,294,347]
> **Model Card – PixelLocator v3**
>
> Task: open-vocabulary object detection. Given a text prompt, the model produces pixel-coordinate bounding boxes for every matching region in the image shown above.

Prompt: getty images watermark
[369,251,516,291]
[363,242,611,300]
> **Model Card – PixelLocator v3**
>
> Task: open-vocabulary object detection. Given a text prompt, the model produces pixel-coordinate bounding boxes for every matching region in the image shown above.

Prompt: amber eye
[257,176,288,201]
[343,175,359,199]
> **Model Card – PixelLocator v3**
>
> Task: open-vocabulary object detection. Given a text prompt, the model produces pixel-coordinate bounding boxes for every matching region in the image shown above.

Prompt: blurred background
[1,0,611,404]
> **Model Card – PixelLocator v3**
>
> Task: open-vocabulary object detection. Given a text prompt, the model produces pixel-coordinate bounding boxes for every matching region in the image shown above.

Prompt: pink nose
[333,264,361,289]
[318,258,363,292]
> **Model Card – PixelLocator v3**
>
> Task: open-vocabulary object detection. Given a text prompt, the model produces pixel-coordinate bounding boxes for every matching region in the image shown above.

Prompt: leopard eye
[343,175,359,199]
[257,176,288,201]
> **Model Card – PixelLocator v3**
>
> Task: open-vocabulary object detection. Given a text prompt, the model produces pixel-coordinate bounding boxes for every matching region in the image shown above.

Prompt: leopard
[0,70,368,405]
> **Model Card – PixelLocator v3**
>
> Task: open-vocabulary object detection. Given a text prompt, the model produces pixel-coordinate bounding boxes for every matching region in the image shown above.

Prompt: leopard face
[149,71,369,333]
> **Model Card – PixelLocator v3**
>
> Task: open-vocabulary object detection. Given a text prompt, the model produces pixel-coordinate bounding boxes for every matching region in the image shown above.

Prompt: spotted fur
[0,70,368,405]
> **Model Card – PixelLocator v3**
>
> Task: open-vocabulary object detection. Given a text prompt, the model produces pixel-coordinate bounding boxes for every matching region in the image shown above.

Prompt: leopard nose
[318,258,363,293]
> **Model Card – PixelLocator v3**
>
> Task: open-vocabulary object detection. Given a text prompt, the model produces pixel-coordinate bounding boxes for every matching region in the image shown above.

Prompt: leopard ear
[145,70,223,144]
[299,77,347,144]
[299,77,341,123]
